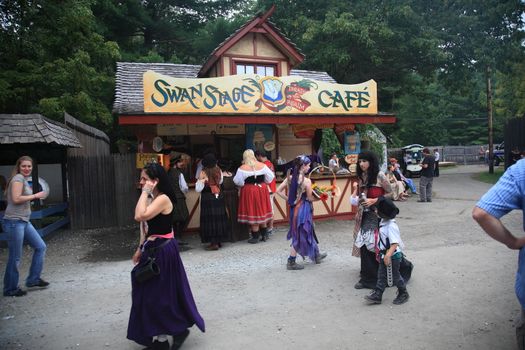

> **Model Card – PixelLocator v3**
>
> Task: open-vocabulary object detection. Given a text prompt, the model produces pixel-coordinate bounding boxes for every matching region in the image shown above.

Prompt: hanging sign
[143,71,377,115]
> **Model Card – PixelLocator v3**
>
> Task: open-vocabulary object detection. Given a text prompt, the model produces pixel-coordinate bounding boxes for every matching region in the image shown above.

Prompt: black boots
[143,340,169,350]
[364,289,383,304]
[248,228,269,243]
[315,252,327,264]
[172,329,190,350]
[287,258,304,270]
[393,287,409,305]
[247,231,259,244]
[259,227,269,242]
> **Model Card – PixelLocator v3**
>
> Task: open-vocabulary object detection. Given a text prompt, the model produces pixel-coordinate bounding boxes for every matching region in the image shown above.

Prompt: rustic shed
[0,114,81,236]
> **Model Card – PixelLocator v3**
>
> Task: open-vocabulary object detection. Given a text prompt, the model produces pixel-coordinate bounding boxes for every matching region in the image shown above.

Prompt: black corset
[244,175,265,184]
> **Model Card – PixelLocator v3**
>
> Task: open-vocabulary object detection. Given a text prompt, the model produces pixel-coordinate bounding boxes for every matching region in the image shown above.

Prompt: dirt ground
[0,164,523,350]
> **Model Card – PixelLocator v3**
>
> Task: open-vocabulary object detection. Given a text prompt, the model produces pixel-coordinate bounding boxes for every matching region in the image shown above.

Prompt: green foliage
[319,129,343,162]
[1,0,524,148]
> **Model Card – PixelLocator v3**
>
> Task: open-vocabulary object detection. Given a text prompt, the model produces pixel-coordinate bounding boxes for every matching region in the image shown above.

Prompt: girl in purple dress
[276,155,327,270]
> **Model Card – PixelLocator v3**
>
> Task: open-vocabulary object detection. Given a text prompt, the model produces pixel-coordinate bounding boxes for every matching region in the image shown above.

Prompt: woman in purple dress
[276,155,327,270]
[128,163,205,350]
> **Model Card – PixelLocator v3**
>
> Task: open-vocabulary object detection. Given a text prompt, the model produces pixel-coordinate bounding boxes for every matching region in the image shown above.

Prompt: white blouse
[233,166,275,187]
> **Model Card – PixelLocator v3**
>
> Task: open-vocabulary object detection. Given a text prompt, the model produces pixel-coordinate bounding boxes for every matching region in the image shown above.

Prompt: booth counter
[184,172,358,232]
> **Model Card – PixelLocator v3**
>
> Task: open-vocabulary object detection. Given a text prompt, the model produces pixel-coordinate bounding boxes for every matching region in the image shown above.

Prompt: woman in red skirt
[233,149,275,243]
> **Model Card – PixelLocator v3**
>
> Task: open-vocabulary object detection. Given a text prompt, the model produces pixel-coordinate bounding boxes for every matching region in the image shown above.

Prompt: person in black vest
[168,155,190,250]
[418,148,435,203]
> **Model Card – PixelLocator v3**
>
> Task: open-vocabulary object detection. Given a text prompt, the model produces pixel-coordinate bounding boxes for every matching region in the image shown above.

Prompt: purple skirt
[127,239,205,346]
[287,196,318,261]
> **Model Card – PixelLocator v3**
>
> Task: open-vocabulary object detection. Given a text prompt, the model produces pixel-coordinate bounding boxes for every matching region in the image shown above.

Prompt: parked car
[401,144,424,177]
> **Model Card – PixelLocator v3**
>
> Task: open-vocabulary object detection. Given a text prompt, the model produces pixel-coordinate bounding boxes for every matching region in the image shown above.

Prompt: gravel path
[0,164,523,350]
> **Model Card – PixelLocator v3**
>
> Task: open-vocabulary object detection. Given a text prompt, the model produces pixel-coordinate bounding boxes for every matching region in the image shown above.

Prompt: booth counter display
[182,172,358,233]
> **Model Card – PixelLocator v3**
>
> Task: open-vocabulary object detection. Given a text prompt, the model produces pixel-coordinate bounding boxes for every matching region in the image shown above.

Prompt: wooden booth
[114,7,395,236]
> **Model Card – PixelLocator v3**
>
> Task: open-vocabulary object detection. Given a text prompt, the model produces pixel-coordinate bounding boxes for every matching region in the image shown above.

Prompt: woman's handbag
[134,257,160,283]
[134,238,171,283]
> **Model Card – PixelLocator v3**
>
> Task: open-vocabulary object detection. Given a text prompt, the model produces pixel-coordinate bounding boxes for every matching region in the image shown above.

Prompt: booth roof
[0,114,82,148]
[113,62,337,114]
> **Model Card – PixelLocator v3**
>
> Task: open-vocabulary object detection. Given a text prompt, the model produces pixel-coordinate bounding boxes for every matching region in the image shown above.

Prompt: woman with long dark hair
[350,150,393,289]
[127,162,205,350]
[276,155,327,270]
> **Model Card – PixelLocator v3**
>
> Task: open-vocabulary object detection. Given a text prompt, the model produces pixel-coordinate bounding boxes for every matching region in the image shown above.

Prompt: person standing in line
[128,162,204,350]
[219,158,248,242]
[167,155,190,250]
[234,149,274,243]
[275,155,327,270]
[433,148,440,177]
[472,158,525,350]
[1,156,49,297]
[350,150,393,289]
[255,150,276,237]
[195,154,229,251]
[364,197,409,305]
[418,148,435,203]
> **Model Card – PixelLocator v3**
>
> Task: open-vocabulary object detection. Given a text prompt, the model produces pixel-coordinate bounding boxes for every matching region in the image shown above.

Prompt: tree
[0,0,119,129]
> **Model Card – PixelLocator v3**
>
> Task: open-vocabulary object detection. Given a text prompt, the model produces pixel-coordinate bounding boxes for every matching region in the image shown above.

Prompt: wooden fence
[67,153,139,229]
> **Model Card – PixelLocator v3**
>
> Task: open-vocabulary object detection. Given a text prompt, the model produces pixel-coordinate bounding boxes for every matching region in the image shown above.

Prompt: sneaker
[171,329,190,350]
[26,279,50,289]
[3,288,27,297]
[267,228,273,236]
[426,199,432,202]
[417,200,427,203]
[315,252,328,264]
[364,290,383,304]
[287,260,304,270]
[393,289,410,305]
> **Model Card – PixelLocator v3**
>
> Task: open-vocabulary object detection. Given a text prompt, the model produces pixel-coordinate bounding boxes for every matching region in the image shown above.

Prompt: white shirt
[233,166,275,187]
[179,173,188,194]
[434,151,440,162]
[378,218,404,253]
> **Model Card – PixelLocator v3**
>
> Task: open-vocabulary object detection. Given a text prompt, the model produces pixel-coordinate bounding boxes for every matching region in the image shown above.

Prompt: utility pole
[487,66,494,174]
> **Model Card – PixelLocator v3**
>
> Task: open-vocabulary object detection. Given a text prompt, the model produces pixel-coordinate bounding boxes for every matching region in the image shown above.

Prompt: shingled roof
[113,62,337,114]
[0,114,82,148]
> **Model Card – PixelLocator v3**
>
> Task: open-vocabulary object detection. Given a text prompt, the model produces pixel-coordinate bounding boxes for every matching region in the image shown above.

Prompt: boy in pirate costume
[365,197,410,305]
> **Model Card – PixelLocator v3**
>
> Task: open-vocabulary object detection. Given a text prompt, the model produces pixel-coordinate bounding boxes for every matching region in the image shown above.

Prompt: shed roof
[0,114,82,148]
[113,62,337,114]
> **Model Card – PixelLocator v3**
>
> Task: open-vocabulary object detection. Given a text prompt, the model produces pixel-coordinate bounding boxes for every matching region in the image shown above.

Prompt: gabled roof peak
[197,6,304,77]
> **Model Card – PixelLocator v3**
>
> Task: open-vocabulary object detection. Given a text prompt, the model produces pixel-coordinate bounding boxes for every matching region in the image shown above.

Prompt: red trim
[119,115,396,125]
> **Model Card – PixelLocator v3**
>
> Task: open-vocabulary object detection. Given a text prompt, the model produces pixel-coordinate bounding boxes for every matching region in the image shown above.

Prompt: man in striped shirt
[473,159,525,350]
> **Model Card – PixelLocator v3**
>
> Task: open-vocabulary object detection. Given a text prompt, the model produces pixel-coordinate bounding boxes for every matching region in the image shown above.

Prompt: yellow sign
[136,153,162,169]
[143,71,377,115]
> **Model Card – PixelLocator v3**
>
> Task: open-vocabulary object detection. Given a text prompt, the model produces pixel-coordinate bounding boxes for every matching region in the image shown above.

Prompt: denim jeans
[1,219,46,295]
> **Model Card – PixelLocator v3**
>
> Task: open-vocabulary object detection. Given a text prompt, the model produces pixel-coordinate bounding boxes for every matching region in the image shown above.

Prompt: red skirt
[237,183,273,224]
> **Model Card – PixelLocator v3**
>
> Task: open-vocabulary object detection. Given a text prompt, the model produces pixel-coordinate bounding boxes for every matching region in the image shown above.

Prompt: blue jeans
[1,219,46,295]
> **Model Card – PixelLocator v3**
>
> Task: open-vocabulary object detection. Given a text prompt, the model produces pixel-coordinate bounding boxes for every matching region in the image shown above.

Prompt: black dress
[199,184,229,244]
[222,174,249,242]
